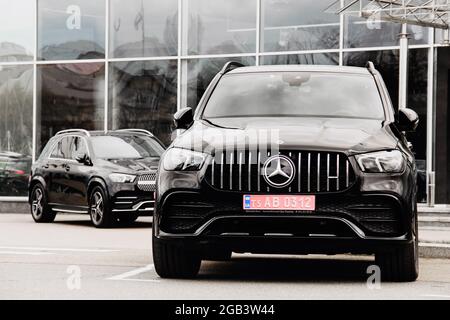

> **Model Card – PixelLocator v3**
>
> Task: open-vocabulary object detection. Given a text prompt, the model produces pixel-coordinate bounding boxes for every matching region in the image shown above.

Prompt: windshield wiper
[202,118,242,130]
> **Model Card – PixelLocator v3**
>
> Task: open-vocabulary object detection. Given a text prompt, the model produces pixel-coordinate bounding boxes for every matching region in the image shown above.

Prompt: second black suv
[29,129,165,227]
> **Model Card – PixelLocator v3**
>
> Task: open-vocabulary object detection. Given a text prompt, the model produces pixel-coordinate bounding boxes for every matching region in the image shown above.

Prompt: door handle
[42,164,49,169]
[65,165,70,171]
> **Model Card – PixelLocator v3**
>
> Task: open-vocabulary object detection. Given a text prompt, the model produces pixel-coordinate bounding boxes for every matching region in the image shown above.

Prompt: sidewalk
[419,226,450,258]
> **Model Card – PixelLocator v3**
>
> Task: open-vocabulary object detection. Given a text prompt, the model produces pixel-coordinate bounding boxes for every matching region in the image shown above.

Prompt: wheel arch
[28,176,47,204]
[87,177,109,200]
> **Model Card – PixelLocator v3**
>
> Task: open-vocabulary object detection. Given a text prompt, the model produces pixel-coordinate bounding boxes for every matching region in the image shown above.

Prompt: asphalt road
[1,213,450,300]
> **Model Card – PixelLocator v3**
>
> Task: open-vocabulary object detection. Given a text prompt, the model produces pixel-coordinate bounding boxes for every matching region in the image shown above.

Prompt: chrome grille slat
[336,154,340,191]
[327,153,330,192]
[257,151,261,192]
[317,153,320,192]
[289,152,292,192]
[220,152,224,189]
[298,152,301,192]
[238,152,242,191]
[267,151,271,192]
[307,153,311,192]
[229,152,233,190]
[211,157,215,186]
[248,151,252,191]
[346,160,349,187]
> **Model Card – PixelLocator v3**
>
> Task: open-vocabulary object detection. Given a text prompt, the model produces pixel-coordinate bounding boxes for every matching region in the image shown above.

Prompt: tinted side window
[50,138,63,158]
[50,137,72,159]
[71,137,88,160]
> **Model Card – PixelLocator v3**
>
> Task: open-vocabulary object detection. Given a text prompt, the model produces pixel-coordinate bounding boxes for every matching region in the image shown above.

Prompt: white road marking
[107,264,160,282]
[0,246,118,253]
[0,250,55,256]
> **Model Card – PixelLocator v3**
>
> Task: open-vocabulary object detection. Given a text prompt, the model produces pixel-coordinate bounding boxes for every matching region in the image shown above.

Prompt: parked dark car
[0,152,32,197]
[29,129,165,227]
[153,62,419,281]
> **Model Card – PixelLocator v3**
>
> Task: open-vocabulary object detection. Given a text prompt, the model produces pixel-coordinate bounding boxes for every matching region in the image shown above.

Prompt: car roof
[227,64,371,75]
[88,131,151,137]
[55,130,155,137]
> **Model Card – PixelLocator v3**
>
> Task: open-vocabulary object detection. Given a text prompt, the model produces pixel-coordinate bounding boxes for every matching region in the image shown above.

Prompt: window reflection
[262,0,339,52]
[344,49,427,203]
[344,50,399,108]
[37,63,105,155]
[408,49,428,203]
[184,57,255,110]
[38,0,105,60]
[344,16,429,48]
[0,0,34,62]
[188,0,256,55]
[261,53,339,65]
[0,65,33,196]
[435,47,450,204]
[109,60,177,146]
[110,0,178,58]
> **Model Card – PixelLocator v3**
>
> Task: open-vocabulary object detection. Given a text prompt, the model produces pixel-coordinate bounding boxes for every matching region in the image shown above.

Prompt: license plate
[243,195,315,211]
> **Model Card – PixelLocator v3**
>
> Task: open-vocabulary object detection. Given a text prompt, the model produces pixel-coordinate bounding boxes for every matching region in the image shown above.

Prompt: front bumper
[154,160,416,255]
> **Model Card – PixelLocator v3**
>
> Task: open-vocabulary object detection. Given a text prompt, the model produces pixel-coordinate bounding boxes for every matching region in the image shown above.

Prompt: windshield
[203,72,385,120]
[91,135,164,159]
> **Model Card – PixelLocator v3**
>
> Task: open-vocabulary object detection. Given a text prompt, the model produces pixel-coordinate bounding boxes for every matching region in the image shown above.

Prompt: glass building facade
[0,0,446,207]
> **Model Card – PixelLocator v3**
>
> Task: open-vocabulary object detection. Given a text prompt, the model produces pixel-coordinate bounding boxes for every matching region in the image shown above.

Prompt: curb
[419,242,450,259]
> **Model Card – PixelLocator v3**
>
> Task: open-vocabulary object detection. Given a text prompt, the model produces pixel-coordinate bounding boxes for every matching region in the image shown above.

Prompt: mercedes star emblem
[263,155,296,188]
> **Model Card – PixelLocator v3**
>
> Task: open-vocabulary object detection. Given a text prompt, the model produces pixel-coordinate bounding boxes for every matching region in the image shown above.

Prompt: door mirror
[173,107,193,130]
[75,153,92,166]
[397,108,419,132]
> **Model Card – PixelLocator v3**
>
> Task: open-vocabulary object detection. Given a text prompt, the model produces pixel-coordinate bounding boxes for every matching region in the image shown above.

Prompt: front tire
[152,235,201,279]
[30,184,56,223]
[376,212,419,282]
[89,186,114,228]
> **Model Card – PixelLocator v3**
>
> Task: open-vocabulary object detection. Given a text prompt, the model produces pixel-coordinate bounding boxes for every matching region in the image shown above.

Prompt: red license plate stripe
[243,195,315,211]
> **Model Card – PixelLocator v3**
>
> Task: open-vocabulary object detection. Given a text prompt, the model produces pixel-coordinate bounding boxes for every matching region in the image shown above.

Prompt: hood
[96,157,160,173]
[172,117,398,155]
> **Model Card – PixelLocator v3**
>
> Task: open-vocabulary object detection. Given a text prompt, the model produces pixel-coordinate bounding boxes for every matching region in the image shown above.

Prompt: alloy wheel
[31,188,43,219]
[90,191,104,224]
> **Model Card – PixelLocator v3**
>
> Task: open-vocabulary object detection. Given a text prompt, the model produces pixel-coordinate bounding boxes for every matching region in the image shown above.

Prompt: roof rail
[366,61,377,75]
[220,61,245,75]
[56,129,91,137]
[116,129,154,137]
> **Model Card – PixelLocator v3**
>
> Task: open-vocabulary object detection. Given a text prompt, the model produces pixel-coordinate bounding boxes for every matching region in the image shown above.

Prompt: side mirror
[397,108,419,132]
[75,154,92,166]
[173,107,193,130]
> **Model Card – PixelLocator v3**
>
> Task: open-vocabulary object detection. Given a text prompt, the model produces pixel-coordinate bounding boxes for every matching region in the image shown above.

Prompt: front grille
[204,150,356,193]
[137,172,157,192]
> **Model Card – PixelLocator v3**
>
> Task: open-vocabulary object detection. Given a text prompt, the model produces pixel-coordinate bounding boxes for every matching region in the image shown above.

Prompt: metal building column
[398,23,409,109]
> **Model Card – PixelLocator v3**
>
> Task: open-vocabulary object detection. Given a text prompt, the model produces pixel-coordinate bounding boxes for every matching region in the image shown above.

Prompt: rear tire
[30,184,56,223]
[89,186,114,228]
[152,235,201,279]
[375,212,419,282]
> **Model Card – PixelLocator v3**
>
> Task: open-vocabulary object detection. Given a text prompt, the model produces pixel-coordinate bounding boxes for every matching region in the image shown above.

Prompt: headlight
[355,150,405,173]
[109,173,136,183]
[163,148,207,171]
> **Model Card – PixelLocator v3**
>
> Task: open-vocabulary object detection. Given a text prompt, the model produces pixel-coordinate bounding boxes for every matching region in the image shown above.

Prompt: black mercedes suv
[29,129,164,228]
[153,62,420,282]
